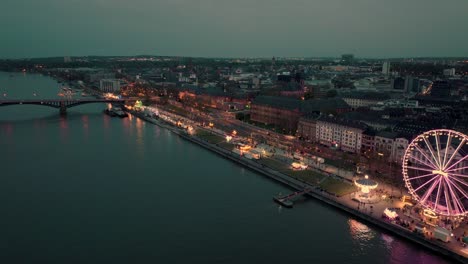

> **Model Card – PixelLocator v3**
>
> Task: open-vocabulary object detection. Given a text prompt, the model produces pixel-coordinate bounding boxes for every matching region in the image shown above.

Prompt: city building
[341,91,391,108]
[404,76,421,93]
[315,116,366,153]
[443,68,456,77]
[382,62,391,76]
[88,72,115,83]
[392,136,410,164]
[391,77,405,91]
[430,80,451,97]
[297,115,318,141]
[373,131,409,163]
[251,96,350,133]
[374,131,398,161]
[99,79,121,93]
[361,129,376,154]
[250,96,301,133]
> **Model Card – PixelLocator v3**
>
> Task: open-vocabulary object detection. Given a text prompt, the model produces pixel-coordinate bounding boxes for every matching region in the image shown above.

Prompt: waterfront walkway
[128,107,468,264]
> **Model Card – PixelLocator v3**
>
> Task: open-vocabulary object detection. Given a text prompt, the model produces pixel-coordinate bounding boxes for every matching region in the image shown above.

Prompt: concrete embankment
[131,111,467,264]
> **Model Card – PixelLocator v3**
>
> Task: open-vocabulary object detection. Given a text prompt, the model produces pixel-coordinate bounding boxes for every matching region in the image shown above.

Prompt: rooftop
[316,115,367,130]
[253,96,350,113]
[341,91,391,101]
[375,131,399,139]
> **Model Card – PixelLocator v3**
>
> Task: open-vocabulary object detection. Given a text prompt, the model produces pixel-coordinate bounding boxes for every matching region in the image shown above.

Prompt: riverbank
[128,109,467,264]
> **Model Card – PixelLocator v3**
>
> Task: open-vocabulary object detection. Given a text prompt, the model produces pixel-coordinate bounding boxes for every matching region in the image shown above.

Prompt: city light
[134,100,143,109]
[354,175,378,194]
[187,126,194,135]
[104,93,119,99]
[383,208,398,220]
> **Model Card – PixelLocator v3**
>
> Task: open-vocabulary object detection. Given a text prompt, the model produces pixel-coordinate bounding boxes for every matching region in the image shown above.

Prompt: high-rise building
[430,80,451,97]
[404,76,421,93]
[64,56,71,63]
[382,62,391,75]
[391,77,405,90]
[99,79,121,93]
[443,68,456,77]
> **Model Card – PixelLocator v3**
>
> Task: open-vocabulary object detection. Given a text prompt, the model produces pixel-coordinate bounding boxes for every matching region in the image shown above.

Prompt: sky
[1,0,468,59]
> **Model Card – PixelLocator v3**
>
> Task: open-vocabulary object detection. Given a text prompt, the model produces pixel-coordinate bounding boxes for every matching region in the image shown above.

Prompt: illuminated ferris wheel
[402,129,468,217]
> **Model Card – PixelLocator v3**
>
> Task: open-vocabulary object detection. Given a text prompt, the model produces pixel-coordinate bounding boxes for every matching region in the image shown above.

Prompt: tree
[326,89,337,98]
[235,112,245,120]
[304,92,314,100]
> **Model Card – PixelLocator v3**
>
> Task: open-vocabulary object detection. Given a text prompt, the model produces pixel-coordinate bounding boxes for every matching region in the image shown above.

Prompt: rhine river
[0,72,450,264]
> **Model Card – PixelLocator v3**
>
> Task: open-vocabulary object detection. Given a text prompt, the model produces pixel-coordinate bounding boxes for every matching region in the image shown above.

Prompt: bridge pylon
[60,102,67,115]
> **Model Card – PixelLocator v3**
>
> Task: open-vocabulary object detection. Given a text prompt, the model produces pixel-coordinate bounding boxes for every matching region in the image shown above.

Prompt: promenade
[128,106,468,264]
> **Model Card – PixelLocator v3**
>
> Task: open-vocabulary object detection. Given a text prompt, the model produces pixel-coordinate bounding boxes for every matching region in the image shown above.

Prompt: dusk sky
[1,0,468,58]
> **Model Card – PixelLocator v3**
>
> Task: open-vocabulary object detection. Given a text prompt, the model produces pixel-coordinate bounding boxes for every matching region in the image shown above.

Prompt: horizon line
[2,54,468,61]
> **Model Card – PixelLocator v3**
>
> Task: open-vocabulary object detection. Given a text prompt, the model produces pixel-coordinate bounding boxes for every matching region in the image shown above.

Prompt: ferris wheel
[402,129,468,217]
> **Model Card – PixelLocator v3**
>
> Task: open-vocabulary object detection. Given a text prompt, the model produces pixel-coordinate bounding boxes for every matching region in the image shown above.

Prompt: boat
[104,107,128,118]
[273,196,293,208]
[103,108,117,117]
[114,109,128,118]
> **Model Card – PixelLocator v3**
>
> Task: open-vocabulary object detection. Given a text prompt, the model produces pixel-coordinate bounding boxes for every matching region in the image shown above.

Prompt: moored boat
[273,196,293,208]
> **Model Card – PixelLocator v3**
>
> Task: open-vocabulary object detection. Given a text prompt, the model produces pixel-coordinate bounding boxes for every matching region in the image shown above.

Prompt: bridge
[0,99,127,114]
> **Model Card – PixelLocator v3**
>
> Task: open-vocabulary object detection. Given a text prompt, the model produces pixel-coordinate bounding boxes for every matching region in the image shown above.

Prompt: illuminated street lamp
[187,126,194,135]
[226,135,232,142]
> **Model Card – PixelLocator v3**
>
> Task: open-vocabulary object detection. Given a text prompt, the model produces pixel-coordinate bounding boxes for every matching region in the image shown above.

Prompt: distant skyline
[1,0,468,59]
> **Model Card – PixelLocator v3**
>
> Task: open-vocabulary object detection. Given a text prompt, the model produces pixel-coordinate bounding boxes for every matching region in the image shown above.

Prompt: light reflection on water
[1,123,13,136]
[348,219,451,264]
[153,125,161,139]
[381,233,395,249]
[102,113,110,129]
[81,115,89,140]
[59,115,68,142]
[348,219,376,254]
[135,117,145,157]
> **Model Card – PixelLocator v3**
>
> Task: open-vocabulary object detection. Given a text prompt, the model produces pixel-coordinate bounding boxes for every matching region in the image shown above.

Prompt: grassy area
[217,141,234,150]
[257,158,288,172]
[257,158,326,186]
[195,129,225,144]
[164,104,191,117]
[242,117,291,135]
[324,158,354,170]
[288,169,326,185]
[320,177,357,197]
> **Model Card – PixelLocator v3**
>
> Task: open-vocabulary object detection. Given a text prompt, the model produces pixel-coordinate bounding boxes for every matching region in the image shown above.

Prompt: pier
[273,188,312,208]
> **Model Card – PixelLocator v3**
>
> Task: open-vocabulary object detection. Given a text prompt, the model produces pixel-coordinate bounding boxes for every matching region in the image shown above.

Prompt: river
[0,71,450,263]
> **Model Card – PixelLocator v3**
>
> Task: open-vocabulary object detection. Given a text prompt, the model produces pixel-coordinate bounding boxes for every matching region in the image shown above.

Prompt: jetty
[273,188,312,208]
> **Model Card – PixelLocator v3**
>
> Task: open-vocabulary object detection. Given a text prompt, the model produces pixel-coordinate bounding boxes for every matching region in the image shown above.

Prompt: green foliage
[235,112,245,120]
[320,178,357,196]
[326,89,337,98]
[304,92,314,100]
